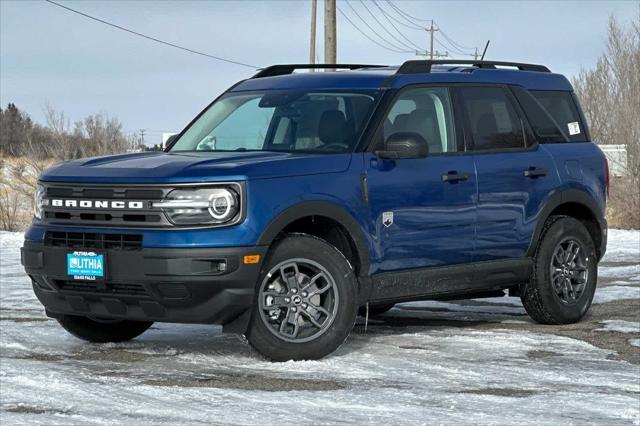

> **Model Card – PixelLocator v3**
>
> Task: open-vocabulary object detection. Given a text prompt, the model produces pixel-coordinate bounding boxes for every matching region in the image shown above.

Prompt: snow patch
[1,230,640,424]
[596,320,640,333]
[602,229,640,264]
[593,285,640,304]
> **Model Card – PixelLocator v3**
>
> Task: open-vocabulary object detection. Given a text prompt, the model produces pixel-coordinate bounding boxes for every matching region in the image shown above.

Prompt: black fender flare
[257,200,371,276]
[526,188,606,258]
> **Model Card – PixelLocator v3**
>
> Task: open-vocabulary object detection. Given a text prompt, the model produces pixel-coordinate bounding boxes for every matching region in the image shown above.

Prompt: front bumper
[22,240,267,325]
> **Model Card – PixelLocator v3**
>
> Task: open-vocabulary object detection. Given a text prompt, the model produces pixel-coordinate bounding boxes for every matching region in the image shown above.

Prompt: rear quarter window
[531,90,587,142]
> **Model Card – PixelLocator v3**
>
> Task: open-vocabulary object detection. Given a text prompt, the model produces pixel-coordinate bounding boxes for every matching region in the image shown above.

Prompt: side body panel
[363,153,477,273]
[473,145,561,261]
[542,142,607,214]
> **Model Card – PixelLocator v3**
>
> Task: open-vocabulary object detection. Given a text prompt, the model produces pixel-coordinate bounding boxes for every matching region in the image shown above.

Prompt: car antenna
[480,40,491,61]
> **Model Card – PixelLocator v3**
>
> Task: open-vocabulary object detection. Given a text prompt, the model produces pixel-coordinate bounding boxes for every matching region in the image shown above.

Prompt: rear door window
[460,87,526,151]
[511,86,568,144]
[531,90,586,142]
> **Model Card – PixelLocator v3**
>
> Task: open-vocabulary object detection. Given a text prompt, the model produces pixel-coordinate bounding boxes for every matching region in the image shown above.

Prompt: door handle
[442,172,469,183]
[523,168,547,178]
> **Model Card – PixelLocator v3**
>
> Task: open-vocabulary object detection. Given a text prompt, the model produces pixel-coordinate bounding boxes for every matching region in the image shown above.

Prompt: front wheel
[521,216,598,324]
[246,235,358,361]
[57,315,153,343]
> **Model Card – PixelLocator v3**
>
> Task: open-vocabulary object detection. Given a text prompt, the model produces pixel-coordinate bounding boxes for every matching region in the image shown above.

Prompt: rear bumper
[21,241,267,325]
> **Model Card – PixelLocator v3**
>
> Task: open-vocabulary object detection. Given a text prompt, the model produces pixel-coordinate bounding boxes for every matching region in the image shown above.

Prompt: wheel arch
[528,189,606,259]
[257,201,371,276]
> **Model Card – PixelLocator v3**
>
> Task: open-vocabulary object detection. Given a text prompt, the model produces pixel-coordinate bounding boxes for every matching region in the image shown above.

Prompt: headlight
[34,184,47,220]
[153,186,240,226]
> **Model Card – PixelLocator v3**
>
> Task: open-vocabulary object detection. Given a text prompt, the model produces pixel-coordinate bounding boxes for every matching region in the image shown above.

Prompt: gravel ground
[0,230,638,425]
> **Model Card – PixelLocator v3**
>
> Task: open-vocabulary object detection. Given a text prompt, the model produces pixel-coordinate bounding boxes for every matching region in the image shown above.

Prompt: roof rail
[252,64,386,79]
[397,60,550,74]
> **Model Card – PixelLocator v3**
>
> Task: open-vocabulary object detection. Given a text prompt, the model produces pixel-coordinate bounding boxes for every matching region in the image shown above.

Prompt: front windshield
[169,90,378,154]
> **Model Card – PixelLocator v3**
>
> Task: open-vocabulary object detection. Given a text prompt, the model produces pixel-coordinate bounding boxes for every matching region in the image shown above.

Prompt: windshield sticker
[568,122,581,135]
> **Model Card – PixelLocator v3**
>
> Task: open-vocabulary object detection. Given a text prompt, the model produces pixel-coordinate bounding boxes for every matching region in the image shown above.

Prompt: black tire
[246,234,358,361]
[521,216,598,324]
[57,315,153,343]
[358,303,395,317]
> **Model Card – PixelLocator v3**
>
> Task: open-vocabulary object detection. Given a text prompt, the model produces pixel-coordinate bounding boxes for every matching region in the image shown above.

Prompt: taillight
[604,156,610,198]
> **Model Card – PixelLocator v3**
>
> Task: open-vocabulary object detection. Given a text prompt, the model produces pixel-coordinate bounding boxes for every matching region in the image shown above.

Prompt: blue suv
[22,60,609,361]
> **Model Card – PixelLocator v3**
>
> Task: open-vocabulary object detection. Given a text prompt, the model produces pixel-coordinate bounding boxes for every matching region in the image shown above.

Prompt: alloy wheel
[550,238,590,305]
[258,258,339,343]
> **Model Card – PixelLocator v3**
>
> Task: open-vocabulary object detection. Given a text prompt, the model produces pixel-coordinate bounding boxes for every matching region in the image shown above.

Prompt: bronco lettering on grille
[51,199,145,209]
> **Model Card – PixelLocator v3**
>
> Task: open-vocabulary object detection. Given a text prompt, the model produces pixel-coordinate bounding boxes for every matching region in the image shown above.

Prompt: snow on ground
[597,320,640,333]
[1,230,639,425]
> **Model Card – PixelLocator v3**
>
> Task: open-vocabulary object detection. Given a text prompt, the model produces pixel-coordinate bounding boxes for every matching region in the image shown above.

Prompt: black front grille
[56,281,148,296]
[42,184,171,227]
[46,187,164,200]
[45,232,143,250]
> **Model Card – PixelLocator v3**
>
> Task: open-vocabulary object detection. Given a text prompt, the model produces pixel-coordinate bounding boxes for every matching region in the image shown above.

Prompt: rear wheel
[521,216,598,324]
[246,235,358,361]
[57,315,153,343]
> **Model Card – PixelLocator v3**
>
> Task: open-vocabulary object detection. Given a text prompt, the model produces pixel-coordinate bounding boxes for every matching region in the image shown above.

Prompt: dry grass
[607,177,640,229]
[0,156,55,231]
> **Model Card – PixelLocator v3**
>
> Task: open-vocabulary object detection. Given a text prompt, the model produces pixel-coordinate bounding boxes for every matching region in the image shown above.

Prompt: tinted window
[531,90,586,142]
[383,87,458,154]
[461,87,526,151]
[512,87,568,144]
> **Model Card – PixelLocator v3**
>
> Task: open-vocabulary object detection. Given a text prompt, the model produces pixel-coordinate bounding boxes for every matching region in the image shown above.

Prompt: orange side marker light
[243,254,261,265]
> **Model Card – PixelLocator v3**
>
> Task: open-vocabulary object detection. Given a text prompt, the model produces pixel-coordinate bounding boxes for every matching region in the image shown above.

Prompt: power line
[336,5,412,54]
[343,1,412,53]
[433,35,462,56]
[377,3,424,31]
[385,0,431,24]
[358,0,422,52]
[385,0,477,56]
[44,0,258,68]
[439,28,476,52]
[435,35,472,56]
[372,0,425,53]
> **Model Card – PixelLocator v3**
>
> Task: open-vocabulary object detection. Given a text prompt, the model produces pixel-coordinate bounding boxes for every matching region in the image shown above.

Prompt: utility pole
[324,0,336,69]
[474,47,479,61]
[415,20,447,59]
[309,0,317,67]
[139,129,145,146]
[428,20,436,60]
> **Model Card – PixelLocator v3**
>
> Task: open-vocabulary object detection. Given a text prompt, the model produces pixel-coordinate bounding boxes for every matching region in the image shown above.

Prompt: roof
[232,62,573,92]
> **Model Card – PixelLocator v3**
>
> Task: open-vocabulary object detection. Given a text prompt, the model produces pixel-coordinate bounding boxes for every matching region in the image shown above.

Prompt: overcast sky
[1,0,638,144]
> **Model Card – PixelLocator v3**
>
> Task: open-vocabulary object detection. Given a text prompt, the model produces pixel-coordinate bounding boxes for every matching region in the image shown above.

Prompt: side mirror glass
[376,132,429,160]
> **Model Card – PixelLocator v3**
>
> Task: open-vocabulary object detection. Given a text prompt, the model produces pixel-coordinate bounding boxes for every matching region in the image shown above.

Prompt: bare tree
[74,113,132,157]
[573,14,640,228]
[0,187,22,231]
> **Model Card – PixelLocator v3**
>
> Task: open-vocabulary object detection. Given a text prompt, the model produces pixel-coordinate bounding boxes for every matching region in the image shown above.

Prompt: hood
[40,151,352,183]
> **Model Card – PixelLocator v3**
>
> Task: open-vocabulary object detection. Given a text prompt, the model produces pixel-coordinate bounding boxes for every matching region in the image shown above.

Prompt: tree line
[572,15,639,228]
[0,103,143,161]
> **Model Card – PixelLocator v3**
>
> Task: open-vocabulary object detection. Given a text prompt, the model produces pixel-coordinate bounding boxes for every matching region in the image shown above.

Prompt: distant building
[598,144,628,177]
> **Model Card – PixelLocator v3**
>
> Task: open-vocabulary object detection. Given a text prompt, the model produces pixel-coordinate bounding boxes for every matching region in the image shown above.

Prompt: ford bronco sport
[22,60,608,361]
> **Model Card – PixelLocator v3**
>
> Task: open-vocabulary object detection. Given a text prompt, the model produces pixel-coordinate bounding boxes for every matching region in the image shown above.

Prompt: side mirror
[376,132,429,160]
